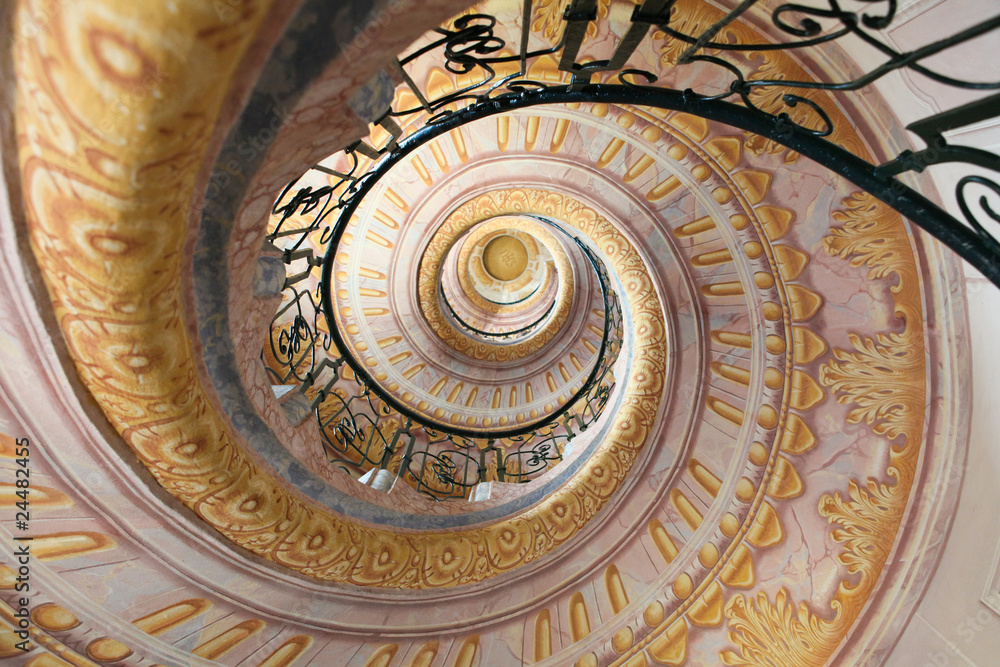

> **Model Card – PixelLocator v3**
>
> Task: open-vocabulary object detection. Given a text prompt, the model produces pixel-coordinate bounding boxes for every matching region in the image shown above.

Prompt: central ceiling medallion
[482,234,528,281]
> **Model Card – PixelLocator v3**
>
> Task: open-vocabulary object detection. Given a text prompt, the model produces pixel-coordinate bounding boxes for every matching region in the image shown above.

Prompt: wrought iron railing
[264,212,622,499]
[311,0,1000,282]
[263,0,1000,498]
[394,240,622,498]
[439,284,557,341]
[483,283,542,306]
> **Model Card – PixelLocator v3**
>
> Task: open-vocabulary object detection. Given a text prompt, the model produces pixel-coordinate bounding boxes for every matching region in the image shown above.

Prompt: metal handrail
[264,0,1000,498]
[264,196,623,498]
[439,284,557,341]
[264,228,623,500]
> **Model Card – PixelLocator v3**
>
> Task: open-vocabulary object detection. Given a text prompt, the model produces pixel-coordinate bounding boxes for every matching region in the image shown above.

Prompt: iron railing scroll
[352,0,1000,282]
[265,182,623,499]
[264,0,1000,499]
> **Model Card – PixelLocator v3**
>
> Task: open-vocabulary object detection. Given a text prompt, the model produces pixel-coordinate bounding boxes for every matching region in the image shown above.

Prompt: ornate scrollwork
[957,175,1000,262]
[257,0,999,510]
[267,176,625,499]
[268,0,1000,288]
[265,286,329,385]
[440,14,506,74]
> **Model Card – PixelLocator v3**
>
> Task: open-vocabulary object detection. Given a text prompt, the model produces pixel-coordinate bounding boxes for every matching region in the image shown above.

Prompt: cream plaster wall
[884,271,1000,667]
[866,0,1000,664]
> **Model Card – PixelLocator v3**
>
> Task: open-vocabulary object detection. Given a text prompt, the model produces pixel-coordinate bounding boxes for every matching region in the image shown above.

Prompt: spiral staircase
[1,0,999,666]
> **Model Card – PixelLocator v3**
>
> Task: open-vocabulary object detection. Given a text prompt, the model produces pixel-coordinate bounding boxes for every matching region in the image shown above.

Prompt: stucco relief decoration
[17,0,669,583]
[3,0,969,665]
[413,205,578,361]
[722,194,924,667]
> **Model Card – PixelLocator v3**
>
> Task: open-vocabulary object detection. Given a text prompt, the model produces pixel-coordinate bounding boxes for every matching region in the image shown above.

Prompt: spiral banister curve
[6,0,995,664]
[267,164,624,498]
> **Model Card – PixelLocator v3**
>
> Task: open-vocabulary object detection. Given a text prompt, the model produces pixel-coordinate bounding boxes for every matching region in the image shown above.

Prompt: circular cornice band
[413,210,575,362]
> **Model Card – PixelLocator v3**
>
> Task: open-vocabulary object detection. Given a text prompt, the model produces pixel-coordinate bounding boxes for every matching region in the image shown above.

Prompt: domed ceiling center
[482,234,528,281]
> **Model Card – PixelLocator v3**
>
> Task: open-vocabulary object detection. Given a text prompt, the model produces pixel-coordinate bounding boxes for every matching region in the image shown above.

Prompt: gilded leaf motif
[825,193,918,288]
[821,192,923,443]
[724,191,925,665]
[820,331,921,441]
[722,588,838,667]
[819,478,903,587]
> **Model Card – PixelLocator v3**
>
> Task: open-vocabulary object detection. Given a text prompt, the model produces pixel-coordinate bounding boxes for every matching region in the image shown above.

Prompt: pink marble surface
[0,1,977,666]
